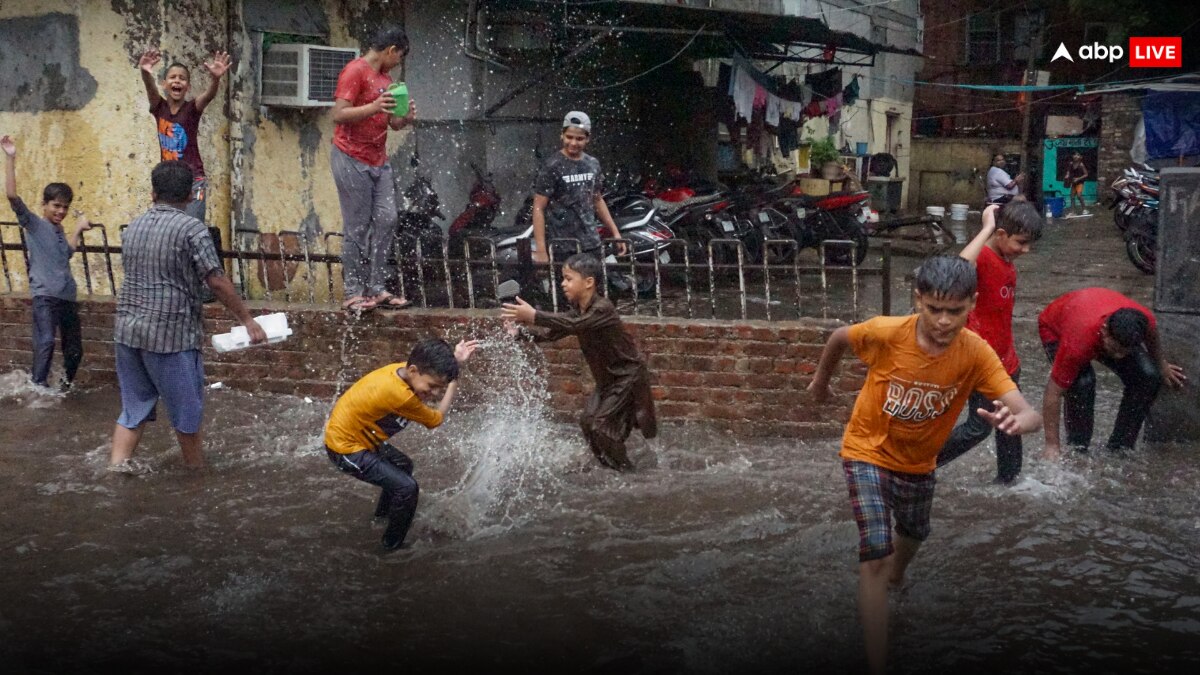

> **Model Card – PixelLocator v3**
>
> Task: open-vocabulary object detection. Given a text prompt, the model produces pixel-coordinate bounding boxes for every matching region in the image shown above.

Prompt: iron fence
[1,222,893,321]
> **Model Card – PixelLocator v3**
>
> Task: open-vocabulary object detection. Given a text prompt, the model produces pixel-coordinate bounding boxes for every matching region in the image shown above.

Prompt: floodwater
[2,212,1198,674]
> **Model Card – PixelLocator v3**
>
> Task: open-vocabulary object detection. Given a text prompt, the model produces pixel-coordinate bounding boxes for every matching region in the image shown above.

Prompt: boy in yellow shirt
[808,255,1042,674]
[324,338,477,551]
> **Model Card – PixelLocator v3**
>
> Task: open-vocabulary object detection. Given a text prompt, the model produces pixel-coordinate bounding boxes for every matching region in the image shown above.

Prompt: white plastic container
[925,205,946,218]
[211,313,292,353]
[949,203,969,221]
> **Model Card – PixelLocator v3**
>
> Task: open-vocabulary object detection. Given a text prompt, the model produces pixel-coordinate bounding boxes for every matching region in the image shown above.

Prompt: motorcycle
[1123,198,1157,275]
[390,172,448,298]
[449,172,675,299]
[795,189,872,266]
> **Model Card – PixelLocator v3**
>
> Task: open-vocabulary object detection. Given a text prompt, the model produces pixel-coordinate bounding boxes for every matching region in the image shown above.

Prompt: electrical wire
[556,23,708,91]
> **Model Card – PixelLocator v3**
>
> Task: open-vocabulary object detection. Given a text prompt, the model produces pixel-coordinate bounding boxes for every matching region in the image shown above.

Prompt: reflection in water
[1,337,1198,674]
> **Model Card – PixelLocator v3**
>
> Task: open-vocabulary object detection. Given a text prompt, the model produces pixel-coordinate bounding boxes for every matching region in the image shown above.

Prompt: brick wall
[1098,93,1143,190]
[0,296,865,438]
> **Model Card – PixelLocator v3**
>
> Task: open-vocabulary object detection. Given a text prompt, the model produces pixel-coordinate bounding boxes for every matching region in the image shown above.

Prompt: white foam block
[211,313,293,353]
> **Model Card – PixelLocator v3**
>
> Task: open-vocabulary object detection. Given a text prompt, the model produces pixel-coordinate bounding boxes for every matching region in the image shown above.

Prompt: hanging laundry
[778,117,800,155]
[805,68,842,100]
[766,94,781,127]
[718,62,732,97]
[842,75,861,106]
[804,100,823,118]
[801,83,813,106]
[753,83,768,110]
[732,66,757,122]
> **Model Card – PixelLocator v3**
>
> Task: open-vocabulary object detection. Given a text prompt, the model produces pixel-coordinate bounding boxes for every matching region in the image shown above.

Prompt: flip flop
[373,294,412,310]
[342,296,377,312]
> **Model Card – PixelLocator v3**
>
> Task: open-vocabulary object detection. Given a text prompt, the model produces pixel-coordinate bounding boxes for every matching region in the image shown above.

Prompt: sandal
[342,295,377,312]
[373,293,412,310]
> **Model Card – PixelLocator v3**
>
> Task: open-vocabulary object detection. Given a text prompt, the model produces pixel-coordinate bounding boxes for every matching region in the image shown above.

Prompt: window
[966,13,1000,64]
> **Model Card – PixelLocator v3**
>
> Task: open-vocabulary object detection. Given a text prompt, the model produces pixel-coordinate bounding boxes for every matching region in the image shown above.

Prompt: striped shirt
[115,204,223,353]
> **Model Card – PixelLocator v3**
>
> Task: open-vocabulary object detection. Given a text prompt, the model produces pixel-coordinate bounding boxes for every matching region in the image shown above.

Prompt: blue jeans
[936,369,1023,483]
[31,296,82,386]
[327,444,419,549]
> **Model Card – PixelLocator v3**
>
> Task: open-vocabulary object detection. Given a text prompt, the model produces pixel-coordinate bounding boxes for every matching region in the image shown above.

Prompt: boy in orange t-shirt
[808,255,1042,675]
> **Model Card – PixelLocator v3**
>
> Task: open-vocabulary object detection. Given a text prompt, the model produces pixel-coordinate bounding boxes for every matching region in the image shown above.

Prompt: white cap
[563,110,591,133]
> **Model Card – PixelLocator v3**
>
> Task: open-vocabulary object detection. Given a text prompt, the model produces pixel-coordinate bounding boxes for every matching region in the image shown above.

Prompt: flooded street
[2,212,1198,674]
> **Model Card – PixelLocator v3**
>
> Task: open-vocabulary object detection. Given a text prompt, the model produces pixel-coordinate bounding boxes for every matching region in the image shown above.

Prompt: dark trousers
[31,296,82,387]
[1043,341,1162,451]
[937,370,1023,483]
[327,444,419,549]
[580,370,657,471]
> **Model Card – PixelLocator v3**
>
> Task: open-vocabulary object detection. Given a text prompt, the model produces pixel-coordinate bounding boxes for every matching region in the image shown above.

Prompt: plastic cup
[387,82,409,115]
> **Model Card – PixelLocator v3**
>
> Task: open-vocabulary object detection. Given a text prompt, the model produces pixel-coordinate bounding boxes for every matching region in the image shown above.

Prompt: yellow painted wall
[0,0,398,300]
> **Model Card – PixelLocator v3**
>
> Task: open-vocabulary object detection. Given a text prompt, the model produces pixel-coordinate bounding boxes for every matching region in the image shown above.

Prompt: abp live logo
[1129,37,1182,67]
[1051,37,1182,67]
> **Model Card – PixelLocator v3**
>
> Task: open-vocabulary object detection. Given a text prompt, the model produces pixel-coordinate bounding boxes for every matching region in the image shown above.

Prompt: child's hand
[74,211,92,231]
[203,51,232,79]
[503,319,520,338]
[374,92,396,114]
[138,49,161,74]
[500,296,537,325]
[981,203,999,230]
[806,379,833,403]
[978,400,1020,434]
[454,339,479,364]
[0,135,14,157]
[402,100,417,122]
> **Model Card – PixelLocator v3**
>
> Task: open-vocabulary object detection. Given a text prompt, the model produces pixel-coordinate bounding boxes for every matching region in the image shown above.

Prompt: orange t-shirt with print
[840,315,1016,474]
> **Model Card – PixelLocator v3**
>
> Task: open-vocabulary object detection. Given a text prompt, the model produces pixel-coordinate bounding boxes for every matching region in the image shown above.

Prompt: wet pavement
[3,208,1198,674]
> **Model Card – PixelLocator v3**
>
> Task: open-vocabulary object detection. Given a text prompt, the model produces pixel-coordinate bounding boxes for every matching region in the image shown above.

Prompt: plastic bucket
[1045,196,1065,217]
[387,81,409,115]
[949,203,969,221]
[925,205,946,218]
[855,141,868,155]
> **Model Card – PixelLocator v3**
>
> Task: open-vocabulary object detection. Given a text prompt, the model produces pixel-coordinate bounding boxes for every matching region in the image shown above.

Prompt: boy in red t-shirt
[137,48,230,224]
[809,255,1042,675]
[331,26,417,313]
[937,201,1043,483]
[1039,287,1186,456]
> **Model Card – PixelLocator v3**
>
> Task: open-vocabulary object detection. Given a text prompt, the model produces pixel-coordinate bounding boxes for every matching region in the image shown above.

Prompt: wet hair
[564,252,602,283]
[368,26,410,54]
[1106,308,1149,349]
[42,183,73,204]
[407,338,459,382]
[996,200,1044,240]
[162,62,190,80]
[151,160,195,203]
[914,255,976,300]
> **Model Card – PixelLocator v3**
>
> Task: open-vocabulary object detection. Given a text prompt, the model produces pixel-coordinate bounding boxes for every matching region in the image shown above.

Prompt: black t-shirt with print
[533,151,604,252]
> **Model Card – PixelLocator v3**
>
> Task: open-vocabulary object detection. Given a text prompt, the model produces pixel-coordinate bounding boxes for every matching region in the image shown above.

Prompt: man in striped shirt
[109,160,266,469]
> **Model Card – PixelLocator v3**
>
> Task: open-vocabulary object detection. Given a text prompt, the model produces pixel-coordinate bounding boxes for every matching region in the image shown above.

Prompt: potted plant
[807,136,841,180]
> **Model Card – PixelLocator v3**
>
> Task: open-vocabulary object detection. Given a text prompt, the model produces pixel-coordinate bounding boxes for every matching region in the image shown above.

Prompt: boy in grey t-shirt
[3,135,93,389]
[531,111,625,263]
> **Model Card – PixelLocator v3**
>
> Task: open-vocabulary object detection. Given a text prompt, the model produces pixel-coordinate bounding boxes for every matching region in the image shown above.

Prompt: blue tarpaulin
[1142,92,1200,159]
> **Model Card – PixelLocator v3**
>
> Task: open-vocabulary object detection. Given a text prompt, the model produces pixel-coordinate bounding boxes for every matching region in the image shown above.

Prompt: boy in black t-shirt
[531,111,626,263]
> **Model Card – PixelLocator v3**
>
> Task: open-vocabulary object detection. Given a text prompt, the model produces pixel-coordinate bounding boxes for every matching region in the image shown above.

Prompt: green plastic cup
[387,82,409,115]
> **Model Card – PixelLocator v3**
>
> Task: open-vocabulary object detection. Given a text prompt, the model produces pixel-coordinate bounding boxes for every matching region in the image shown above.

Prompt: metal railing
[1,222,893,321]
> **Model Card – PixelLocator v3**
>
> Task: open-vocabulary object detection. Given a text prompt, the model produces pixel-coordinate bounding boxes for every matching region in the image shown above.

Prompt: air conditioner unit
[261,44,358,107]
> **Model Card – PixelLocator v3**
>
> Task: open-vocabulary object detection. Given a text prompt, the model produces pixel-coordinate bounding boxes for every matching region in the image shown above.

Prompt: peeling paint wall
[0,0,400,300]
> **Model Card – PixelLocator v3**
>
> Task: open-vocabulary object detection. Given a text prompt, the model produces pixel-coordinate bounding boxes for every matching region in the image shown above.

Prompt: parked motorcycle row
[1108,162,1159,275]
[390,165,873,301]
